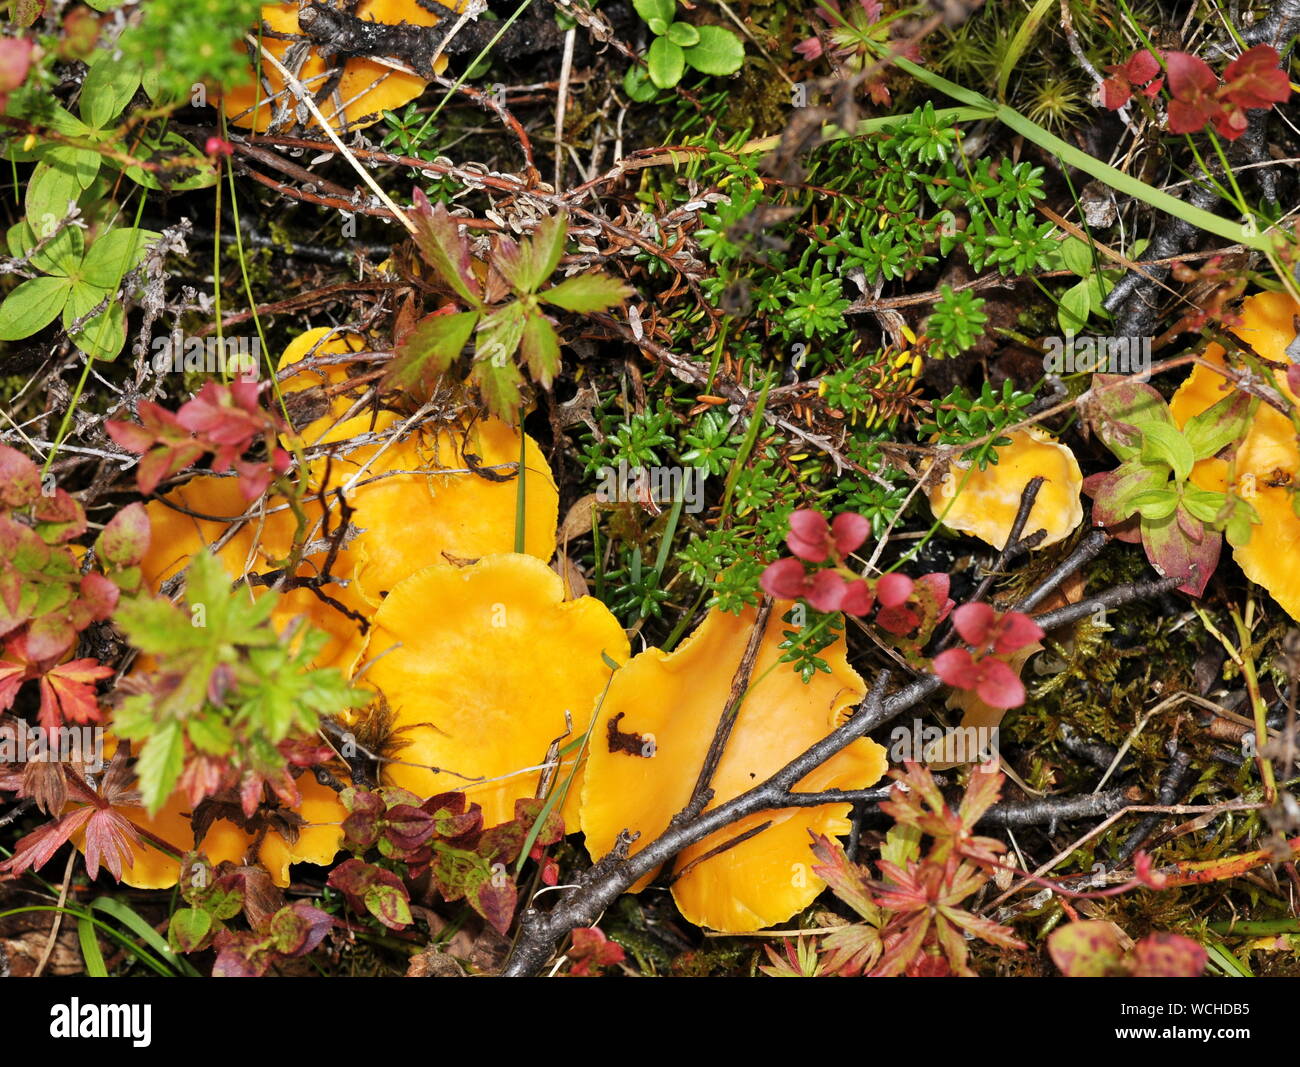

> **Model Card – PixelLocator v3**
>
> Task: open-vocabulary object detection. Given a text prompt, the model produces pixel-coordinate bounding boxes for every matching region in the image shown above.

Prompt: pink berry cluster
[931,603,1044,710]
[760,509,953,635]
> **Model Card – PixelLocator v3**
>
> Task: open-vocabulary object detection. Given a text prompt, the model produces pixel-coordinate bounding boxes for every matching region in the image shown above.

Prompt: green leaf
[25,162,83,237]
[1182,391,1258,461]
[77,917,108,977]
[382,309,479,392]
[476,302,527,370]
[125,130,217,191]
[410,196,482,306]
[623,65,659,102]
[472,359,525,419]
[186,714,234,755]
[1181,484,1227,524]
[540,273,634,313]
[135,718,185,815]
[1224,495,1260,547]
[632,0,676,30]
[64,285,126,361]
[0,275,72,340]
[1087,378,1172,461]
[365,884,413,929]
[519,314,561,389]
[80,53,143,128]
[666,21,700,47]
[647,16,669,34]
[504,213,568,294]
[43,145,102,191]
[683,25,745,76]
[80,227,160,287]
[9,219,83,277]
[646,37,686,89]
[1140,422,1194,481]
[168,908,213,953]
[1131,487,1179,520]
[113,594,193,656]
[1058,236,1093,277]
[1057,279,1091,335]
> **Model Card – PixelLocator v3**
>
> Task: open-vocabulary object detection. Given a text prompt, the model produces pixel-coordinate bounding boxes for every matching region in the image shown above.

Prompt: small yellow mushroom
[925,427,1084,550]
[580,602,887,933]
[221,0,463,133]
[360,554,630,827]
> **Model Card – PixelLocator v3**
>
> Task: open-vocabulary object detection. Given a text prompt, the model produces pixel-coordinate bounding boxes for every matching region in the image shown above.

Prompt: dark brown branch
[682,597,773,820]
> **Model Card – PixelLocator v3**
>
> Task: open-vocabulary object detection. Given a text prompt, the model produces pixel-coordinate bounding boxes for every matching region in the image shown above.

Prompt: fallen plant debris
[1,0,1300,1005]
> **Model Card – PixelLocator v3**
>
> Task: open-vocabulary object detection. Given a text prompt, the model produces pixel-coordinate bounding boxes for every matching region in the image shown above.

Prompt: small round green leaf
[666,21,700,47]
[647,16,669,35]
[683,25,744,76]
[623,65,659,102]
[646,36,686,89]
[632,0,676,30]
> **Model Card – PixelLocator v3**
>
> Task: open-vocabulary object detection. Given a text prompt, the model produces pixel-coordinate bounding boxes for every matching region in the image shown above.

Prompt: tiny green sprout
[623,0,744,100]
[927,284,988,358]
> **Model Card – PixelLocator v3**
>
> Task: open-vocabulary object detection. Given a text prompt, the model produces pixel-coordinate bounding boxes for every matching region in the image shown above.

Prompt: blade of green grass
[77,915,108,976]
[92,895,200,976]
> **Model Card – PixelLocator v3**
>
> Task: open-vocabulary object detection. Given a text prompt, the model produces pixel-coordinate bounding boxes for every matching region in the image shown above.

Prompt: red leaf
[568,926,625,976]
[760,557,808,599]
[0,444,41,508]
[97,502,150,566]
[1130,932,1208,977]
[951,602,995,646]
[974,657,1025,710]
[1221,44,1291,108]
[38,658,111,729]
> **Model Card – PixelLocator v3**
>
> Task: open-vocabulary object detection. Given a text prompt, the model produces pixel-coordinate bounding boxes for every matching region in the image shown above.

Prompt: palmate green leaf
[185,713,234,756]
[540,273,633,313]
[476,301,527,371]
[1140,422,1195,481]
[683,25,745,75]
[382,309,479,392]
[472,359,525,420]
[519,314,561,389]
[134,717,185,815]
[646,36,685,88]
[113,592,194,656]
[496,213,568,295]
[0,275,72,340]
[410,193,482,306]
